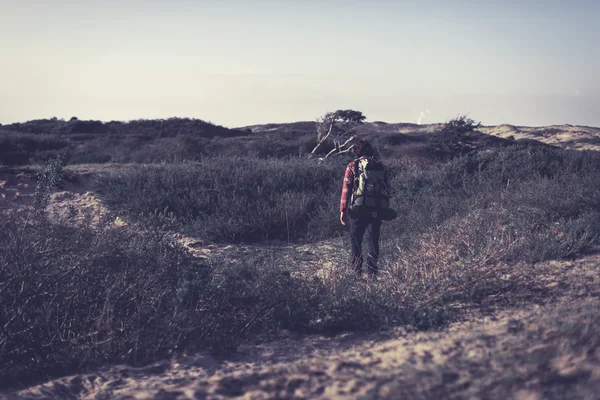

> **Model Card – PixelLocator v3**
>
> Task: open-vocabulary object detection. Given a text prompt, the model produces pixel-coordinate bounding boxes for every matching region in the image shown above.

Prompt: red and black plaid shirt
[340,158,362,213]
[340,157,390,213]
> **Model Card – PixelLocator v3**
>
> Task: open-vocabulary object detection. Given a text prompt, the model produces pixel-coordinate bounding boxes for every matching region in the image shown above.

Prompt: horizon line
[2,116,599,131]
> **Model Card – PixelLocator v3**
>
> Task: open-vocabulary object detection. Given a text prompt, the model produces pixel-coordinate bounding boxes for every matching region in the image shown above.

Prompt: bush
[0,204,527,386]
[427,115,482,157]
[386,146,600,263]
[0,210,197,384]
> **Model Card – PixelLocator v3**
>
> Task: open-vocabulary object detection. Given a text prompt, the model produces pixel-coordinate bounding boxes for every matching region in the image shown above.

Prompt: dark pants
[349,209,382,275]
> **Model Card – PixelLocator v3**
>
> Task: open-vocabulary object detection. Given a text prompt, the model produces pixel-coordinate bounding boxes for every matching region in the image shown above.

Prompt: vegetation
[311,109,366,158]
[0,117,250,165]
[96,145,600,261]
[0,115,513,166]
[96,157,343,243]
[1,116,599,390]
[427,115,483,157]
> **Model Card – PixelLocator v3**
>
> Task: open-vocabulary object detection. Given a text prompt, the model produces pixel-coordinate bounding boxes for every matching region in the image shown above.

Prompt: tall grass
[96,157,343,243]
[96,146,600,257]
[388,146,600,263]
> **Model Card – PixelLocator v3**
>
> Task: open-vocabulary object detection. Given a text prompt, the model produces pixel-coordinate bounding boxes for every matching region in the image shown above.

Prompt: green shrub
[427,115,482,157]
[0,209,201,384]
[386,146,600,260]
[0,118,251,165]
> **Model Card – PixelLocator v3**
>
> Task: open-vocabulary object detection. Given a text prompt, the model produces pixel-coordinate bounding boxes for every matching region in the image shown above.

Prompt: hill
[243,120,600,152]
[480,124,600,151]
[0,117,249,165]
[2,117,599,166]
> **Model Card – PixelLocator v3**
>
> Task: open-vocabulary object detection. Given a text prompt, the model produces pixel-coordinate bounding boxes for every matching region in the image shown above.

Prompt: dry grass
[7,255,598,399]
[1,123,600,394]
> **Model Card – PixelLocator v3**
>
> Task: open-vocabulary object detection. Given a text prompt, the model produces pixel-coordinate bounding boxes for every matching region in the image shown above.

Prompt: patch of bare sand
[0,168,38,203]
[5,253,599,400]
[481,125,600,151]
[179,237,346,280]
[0,165,128,225]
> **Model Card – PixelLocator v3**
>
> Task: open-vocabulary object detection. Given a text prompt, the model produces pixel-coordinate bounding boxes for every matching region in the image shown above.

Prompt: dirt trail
[2,166,599,399]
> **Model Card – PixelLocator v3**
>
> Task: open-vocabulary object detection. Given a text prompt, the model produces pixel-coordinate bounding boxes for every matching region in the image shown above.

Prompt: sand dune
[478,125,600,151]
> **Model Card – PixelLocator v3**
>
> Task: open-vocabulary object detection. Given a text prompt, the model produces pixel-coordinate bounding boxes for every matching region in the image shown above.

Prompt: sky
[1,0,599,127]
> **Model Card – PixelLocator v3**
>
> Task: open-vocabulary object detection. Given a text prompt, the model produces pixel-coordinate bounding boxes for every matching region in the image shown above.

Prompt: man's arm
[340,162,354,225]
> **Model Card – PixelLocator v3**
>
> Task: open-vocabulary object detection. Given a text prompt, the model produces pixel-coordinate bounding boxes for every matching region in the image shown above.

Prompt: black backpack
[350,158,390,209]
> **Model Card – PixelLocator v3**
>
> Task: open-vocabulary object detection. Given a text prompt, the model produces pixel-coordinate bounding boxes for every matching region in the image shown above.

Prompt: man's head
[352,139,375,158]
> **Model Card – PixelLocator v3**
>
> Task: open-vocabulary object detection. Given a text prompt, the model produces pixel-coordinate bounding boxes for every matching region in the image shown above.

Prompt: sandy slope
[479,125,600,151]
[0,164,128,219]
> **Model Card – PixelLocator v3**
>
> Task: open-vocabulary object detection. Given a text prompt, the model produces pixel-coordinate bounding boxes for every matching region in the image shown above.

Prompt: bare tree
[310,109,366,159]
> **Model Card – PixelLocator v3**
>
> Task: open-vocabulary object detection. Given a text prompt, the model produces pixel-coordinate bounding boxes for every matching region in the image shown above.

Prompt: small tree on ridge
[310,109,366,159]
[428,115,482,157]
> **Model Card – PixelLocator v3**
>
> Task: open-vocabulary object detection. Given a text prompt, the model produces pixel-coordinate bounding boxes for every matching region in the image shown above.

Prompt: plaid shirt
[340,158,361,213]
[340,157,390,213]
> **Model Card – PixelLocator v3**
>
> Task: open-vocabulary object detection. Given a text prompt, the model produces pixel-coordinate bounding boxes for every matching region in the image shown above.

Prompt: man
[340,139,390,277]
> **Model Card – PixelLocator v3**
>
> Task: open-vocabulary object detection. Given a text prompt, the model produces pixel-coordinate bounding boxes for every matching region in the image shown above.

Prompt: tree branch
[322,136,356,159]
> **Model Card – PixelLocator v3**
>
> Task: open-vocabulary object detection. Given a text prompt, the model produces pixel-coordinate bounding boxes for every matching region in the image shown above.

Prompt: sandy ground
[0,164,127,221]
[1,161,599,399]
[480,124,600,151]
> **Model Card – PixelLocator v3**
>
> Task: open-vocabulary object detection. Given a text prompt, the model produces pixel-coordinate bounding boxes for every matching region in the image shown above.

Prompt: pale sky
[1,0,599,127]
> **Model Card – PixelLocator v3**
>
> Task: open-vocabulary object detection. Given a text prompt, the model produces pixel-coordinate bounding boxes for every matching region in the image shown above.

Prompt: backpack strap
[352,159,362,187]
[349,159,360,207]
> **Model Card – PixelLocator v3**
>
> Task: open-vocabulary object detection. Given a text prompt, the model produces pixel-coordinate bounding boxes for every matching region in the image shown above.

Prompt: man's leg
[349,212,367,274]
[365,215,382,276]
